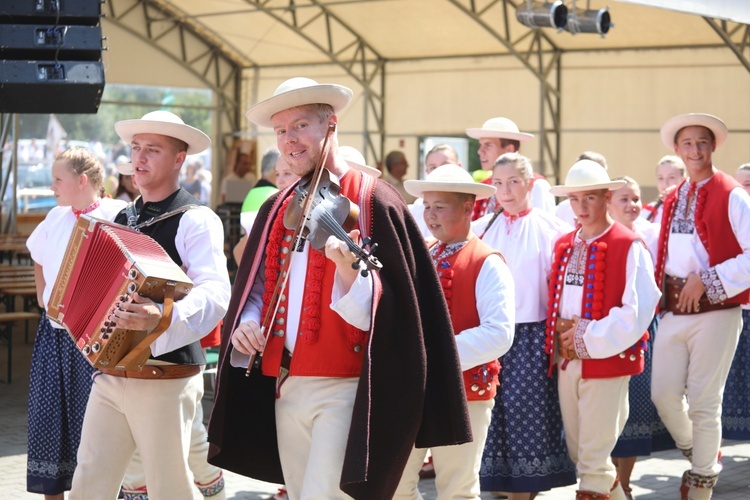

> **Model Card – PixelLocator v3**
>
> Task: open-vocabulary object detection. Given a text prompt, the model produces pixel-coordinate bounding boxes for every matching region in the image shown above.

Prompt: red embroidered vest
[655,171,750,304]
[546,223,647,379]
[261,170,370,377]
[434,236,502,401]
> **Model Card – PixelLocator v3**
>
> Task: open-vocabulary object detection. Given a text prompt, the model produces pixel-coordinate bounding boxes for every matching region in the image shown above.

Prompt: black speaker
[0,24,103,60]
[0,60,104,113]
[0,1,101,25]
[0,0,104,113]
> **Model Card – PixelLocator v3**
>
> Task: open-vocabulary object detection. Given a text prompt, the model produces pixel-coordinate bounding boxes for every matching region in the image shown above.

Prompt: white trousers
[70,372,202,500]
[393,399,494,500]
[651,308,742,478]
[275,376,359,500]
[558,359,629,499]
[122,396,224,498]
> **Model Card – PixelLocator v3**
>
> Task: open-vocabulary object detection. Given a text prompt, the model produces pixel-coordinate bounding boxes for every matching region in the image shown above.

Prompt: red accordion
[48,215,193,371]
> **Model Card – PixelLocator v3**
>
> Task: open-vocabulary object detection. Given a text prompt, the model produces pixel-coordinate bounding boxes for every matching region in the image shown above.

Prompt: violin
[284,168,382,276]
[245,123,381,376]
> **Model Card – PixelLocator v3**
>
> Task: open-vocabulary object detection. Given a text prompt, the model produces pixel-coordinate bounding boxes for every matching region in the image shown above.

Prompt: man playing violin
[208,78,471,499]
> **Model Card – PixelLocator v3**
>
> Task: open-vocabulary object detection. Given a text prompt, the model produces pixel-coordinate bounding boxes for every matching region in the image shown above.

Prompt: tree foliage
[16,83,212,152]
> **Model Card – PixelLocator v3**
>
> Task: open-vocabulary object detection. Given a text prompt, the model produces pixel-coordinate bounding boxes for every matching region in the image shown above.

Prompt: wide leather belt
[100,364,201,380]
[555,318,578,361]
[663,276,739,315]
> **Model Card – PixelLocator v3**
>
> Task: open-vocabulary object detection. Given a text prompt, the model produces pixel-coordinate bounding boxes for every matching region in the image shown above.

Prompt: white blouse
[473,208,572,323]
[26,198,127,321]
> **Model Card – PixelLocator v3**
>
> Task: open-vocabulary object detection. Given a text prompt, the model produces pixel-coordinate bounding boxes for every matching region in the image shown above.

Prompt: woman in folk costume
[547,160,661,500]
[721,164,750,442]
[26,148,127,499]
[607,177,675,500]
[640,155,686,224]
[473,152,576,499]
[393,164,515,499]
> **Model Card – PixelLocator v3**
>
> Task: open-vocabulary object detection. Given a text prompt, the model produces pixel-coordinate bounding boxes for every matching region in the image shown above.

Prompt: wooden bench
[0,287,41,342]
[0,311,40,383]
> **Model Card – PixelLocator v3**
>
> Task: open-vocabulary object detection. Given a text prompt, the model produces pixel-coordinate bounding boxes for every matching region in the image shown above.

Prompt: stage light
[516,1,569,30]
[565,5,613,36]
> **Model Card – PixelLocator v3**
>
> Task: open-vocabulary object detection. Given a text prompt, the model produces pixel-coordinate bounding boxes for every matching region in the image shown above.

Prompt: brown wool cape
[207,176,472,499]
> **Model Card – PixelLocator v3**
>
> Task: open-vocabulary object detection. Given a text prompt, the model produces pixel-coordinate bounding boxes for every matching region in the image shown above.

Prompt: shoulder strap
[124,197,140,230]
[133,204,203,231]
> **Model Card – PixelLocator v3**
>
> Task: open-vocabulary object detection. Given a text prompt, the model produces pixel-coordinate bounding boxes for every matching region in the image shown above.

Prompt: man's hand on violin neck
[326,229,362,293]
[231,320,265,355]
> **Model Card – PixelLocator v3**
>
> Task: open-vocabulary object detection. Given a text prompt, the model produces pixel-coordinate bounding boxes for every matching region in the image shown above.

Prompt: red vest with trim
[261,171,369,378]
[655,171,750,304]
[546,223,647,379]
[435,236,502,400]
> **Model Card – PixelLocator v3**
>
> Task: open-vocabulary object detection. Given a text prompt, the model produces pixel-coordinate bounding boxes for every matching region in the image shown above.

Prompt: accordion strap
[125,198,203,231]
[114,281,178,371]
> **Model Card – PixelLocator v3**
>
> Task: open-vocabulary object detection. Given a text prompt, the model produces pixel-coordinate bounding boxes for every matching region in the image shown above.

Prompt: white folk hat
[246,77,353,128]
[466,117,534,142]
[115,155,134,175]
[404,164,496,200]
[549,160,626,196]
[660,113,728,150]
[115,110,211,156]
[339,146,382,178]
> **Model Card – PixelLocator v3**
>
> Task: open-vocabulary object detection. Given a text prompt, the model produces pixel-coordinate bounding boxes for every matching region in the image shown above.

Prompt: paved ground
[2,323,750,499]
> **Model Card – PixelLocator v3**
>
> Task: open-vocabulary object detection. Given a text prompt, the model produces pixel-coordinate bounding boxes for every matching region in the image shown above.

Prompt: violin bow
[245,123,336,376]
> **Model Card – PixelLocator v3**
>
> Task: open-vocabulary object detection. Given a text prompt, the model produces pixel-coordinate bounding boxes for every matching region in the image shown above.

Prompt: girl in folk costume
[721,164,750,442]
[641,156,687,224]
[473,152,576,499]
[26,148,127,499]
[547,160,661,500]
[607,177,675,500]
[394,164,515,499]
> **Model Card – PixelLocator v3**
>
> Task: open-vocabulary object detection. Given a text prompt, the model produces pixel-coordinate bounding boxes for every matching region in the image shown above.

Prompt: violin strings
[309,203,375,266]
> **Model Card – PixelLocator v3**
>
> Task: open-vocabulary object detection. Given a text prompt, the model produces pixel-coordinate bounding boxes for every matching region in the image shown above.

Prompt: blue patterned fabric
[722,309,750,440]
[27,315,96,494]
[612,316,675,457]
[480,321,577,492]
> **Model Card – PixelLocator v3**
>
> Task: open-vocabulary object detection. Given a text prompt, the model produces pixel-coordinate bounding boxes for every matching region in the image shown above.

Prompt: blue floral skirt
[722,308,750,440]
[612,316,675,457]
[27,315,96,494]
[480,321,577,492]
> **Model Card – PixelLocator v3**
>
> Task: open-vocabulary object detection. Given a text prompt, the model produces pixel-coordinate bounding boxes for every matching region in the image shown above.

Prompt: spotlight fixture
[516,1,569,30]
[564,2,613,36]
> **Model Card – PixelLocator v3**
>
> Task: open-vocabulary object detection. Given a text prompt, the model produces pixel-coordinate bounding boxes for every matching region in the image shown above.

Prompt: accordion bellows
[48,215,193,371]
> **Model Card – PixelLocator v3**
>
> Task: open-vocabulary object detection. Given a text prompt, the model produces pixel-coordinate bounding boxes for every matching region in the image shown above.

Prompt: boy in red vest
[547,160,661,500]
[651,114,750,500]
[393,164,515,498]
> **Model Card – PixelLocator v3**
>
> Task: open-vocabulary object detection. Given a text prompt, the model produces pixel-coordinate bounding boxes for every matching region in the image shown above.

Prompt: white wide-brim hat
[115,110,211,156]
[549,160,626,196]
[404,164,496,200]
[246,77,353,128]
[339,146,381,178]
[466,117,534,142]
[660,113,728,150]
[115,161,135,175]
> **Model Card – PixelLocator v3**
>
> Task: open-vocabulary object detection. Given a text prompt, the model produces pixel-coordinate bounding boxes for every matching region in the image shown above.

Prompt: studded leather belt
[663,275,739,315]
[100,364,201,380]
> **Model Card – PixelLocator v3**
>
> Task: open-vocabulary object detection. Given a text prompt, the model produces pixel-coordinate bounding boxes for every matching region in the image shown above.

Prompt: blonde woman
[26,148,126,499]
[474,152,576,499]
